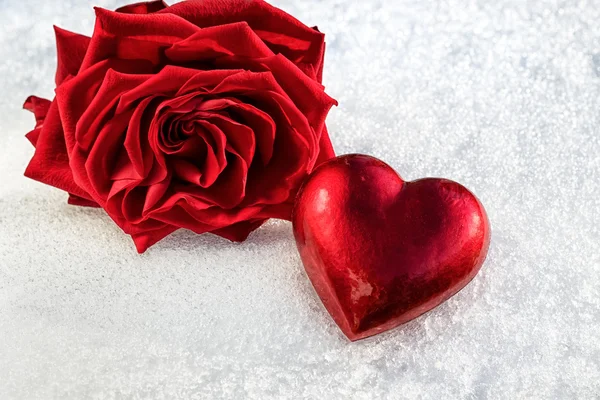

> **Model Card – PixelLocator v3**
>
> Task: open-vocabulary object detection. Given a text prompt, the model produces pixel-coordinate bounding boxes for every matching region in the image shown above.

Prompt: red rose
[24,0,337,252]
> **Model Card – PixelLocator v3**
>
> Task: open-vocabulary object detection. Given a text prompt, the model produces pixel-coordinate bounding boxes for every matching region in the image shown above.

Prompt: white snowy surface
[1,0,600,398]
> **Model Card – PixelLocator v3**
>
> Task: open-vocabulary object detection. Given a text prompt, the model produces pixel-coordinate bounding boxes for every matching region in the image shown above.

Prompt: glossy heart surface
[292,154,490,341]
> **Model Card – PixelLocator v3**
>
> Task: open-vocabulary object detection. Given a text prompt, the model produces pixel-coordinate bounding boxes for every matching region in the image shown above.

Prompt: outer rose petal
[25,127,42,147]
[131,224,179,253]
[211,219,267,242]
[23,96,51,147]
[116,0,168,14]
[54,26,91,86]
[23,96,51,127]
[255,202,296,221]
[68,194,100,208]
[161,0,325,80]
[56,58,154,159]
[315,125,336,167]
[24,100,93,201]
[164,22,274,62]
[80,7,199,71]
[315,38,326,84]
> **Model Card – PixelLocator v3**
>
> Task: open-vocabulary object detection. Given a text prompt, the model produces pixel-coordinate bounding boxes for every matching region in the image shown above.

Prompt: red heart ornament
[292,154,490,341]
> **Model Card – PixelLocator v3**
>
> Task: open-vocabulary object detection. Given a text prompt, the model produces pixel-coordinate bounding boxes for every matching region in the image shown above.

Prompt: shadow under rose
[2,190,297,255]
[148,219,296,253]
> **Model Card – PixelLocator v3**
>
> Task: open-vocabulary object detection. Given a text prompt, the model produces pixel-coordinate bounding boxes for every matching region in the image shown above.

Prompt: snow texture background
[1,0,599,398]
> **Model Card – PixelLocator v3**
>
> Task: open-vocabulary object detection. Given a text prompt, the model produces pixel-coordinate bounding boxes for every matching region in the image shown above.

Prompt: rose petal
[141,204,215,235]
[131,223,179,253]
[105,179,139,218]
[207,70,316,168]
[259,55,336,139]
[124,96,160,180]
[316,38,326,83]
[78,69,150,152]
[72,69,154,199]
[56,63,155,205]
[24,100,92,200]
[165,21,274,62]
[25,128,43,148]
[153,200,262,230]
[201,113,255,167]
[315,125,336,167]
[171,158,205,186]
[56,58,154,157]
[121,186,148,222]
[215,54,337,152]
[211,218,267,242]
[165,123,224,188]
[162,0,325,77]
[255,201,295,221]
[23,96,52,147]
[80,7,199,71]
[194,120,228,184]
[152,151,247,213]
[193,149,248,208]
[117,66,241,114]
[85,109,136,198]
[197,70,316,207]
[54,26,91,86]
[68,194,100,208]
[251,91,314,165]
[241,121,310,208]
[107,178,171,225]
[180,204,263,228]
[155,93,203,116]
[143,179,171,214]
[199,98,276,165]
[116,0,168,14]
[23,96,51,128]
[175,68,246,98]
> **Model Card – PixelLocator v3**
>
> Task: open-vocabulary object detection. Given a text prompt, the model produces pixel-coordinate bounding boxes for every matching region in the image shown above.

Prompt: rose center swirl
[153,95,256,189]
